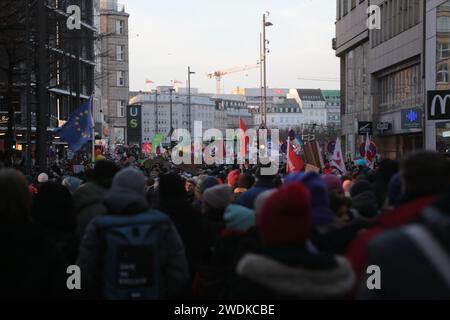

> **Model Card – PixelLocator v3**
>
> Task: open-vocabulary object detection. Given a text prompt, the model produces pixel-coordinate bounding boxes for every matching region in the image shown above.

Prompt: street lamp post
[154,89,158,135]
[187,66,195,134]
[262,13,273,126]
[169,88,175,136]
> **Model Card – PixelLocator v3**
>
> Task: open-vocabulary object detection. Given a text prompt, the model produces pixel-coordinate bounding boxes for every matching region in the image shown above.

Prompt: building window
[117,100,126,117]
[116,45,125,61]
[116,20,124,35]
[437,63,449,83]
[117,71,125,86]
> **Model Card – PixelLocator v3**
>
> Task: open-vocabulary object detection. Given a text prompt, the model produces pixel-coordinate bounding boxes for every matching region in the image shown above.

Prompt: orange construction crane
[207,64,260,95]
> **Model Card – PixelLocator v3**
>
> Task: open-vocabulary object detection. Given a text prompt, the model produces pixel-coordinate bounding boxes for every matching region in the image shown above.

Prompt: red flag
[239,117,249,158]
[145,79,154,84]
[287,140,304,173]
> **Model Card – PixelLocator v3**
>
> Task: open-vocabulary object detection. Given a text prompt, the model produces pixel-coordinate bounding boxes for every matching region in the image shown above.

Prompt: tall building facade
[0,0,98,165]
[100,0,130,146]
[335,0,425,160]
[425,1,450,155]
[322,90,341,129]
[297,89,328,127]
[129,88,216,145]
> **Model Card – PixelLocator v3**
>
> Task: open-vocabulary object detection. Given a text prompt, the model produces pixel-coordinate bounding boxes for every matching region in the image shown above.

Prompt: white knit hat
[37,173,49,183]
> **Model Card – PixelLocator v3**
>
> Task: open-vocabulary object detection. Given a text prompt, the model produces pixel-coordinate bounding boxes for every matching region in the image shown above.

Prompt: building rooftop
[297,89,325,102]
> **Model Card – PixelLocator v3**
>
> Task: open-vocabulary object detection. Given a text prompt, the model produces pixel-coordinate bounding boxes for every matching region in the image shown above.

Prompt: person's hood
[236,253,355,299]
[351,191,379,219]
[72,182,107,211]
[103,186,148,215]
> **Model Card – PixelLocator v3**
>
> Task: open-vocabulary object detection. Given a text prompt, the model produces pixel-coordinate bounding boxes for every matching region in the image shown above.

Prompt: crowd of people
[0,150,449,300]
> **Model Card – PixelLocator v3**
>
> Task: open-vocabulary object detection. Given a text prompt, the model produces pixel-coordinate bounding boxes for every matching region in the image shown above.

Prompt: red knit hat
[227,169,241,188]
[258,182,311,245]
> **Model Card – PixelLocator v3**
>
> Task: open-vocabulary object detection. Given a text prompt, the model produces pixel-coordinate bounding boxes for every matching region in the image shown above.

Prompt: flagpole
[286,138,290,173]
[91,94,95,166]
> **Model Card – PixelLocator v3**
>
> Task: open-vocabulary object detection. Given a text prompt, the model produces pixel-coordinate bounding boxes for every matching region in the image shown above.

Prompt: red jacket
[346,195,436,284]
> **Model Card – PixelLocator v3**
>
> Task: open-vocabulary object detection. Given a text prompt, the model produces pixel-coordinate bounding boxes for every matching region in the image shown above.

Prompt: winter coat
[230,245,355,300]
[310,217,373,255]
[72,182,108,240]
[194,229,247,299]
[0,223,69,299]
[351,190,379,219]
[77,188,189,300]
[346,195,436,284]
[357,206,450,300]
[155,200,207,276]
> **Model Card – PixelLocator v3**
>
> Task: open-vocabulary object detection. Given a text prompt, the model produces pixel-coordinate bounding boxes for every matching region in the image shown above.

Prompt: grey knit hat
[202,184,233,209]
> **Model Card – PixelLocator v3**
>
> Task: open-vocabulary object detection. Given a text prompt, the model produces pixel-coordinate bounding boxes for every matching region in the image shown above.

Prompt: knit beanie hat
[224,204,255,232]
[110,167,145,195]
[387,172,403,206]
[350,180,373,198]
[37,173,49,183]
[227,169,241,188]
[284,172,334,226]
[258,182,311,245]
[254,189,277,217]
[202,184,232,210]
[322,174,344,194]
[196,176,219,194]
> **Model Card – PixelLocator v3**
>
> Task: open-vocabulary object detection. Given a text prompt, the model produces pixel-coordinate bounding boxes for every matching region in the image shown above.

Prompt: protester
[349,180,379,219]
[196,204,255,299]
[154,172,205,294]
[77,167,189,299]
[346,151,450,287]
[185,178,196,203]
[235,166,277,209]
[322,174,344,195]
[0,169,69,299]
[371,159,399,208]
[230,182,355,299]
[31,182,78,264]
[357,187,450,299]
[72,160,120,240]
[193,175,219,210]
[226,169,241,190]
[201,184,234,254]
[233,173,255,200]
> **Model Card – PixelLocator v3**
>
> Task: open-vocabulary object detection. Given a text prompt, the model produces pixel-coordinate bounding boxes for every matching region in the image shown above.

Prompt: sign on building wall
[401,108,422,129]
[427,91,450,120]
[127,104,142,148]
[358,122,373,136]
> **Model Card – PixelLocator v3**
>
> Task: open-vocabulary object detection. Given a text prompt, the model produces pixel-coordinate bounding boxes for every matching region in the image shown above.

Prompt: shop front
[374,107,424,160]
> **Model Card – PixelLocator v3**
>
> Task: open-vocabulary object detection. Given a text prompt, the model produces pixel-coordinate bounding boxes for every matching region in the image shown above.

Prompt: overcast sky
[126,0,339,94]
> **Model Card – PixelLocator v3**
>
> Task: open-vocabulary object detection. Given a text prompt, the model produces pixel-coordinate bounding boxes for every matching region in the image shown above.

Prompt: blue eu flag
[54,97,94,153]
